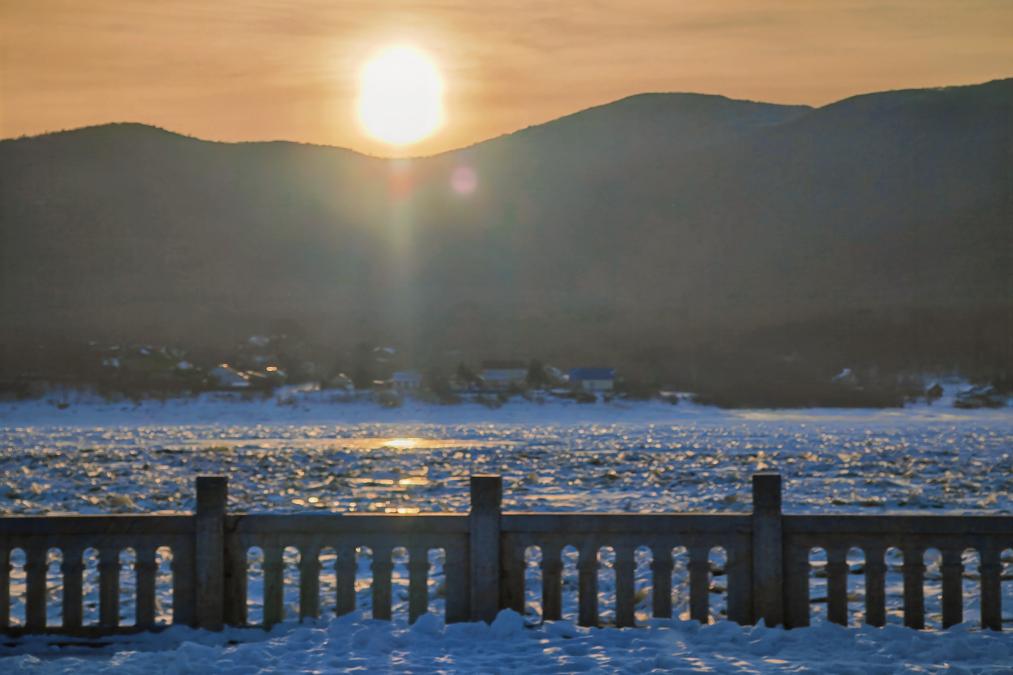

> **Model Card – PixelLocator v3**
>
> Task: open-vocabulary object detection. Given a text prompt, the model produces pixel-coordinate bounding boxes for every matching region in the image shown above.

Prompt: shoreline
[2,387,1010,428]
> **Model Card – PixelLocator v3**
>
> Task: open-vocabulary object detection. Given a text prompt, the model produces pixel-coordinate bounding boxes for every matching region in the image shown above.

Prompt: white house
[479,360,528,390]
[208,364,250,389]
[326,372,355,391]
[569,367,615,392]
[391,370,423,391]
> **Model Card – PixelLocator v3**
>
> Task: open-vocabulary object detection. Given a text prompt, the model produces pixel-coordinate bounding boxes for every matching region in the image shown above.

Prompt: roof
[481,359,526,370]
[481,369,527,381]
[569,368,615,380]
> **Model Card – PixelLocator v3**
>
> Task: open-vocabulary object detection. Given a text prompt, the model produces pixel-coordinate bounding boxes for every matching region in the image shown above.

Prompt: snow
[1,391,1011,671]
[4,611,1013,673]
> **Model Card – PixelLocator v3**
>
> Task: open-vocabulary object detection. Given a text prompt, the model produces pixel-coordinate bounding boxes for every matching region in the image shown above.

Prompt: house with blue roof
[569,367,615,392]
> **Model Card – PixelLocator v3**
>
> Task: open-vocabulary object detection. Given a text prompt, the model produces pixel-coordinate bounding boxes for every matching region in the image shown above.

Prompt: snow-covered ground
[5,611,1013,674]
[1,391,1012,672]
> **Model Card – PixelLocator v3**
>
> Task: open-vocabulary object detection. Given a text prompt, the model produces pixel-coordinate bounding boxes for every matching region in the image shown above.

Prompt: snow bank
[4,611,1013,673]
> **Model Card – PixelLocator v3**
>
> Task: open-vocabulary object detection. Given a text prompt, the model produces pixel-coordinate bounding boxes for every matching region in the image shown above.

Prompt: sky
[1,0,1011,157]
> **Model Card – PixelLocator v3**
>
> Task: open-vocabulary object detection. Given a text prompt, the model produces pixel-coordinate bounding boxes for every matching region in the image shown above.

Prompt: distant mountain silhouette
[1,79,1010,380]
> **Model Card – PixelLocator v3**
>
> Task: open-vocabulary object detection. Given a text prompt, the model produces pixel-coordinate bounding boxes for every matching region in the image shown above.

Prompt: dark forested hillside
[1,79,1011,381]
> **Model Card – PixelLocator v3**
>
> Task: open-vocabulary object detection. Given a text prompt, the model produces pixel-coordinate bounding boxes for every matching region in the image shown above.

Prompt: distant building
[391,370,423,391]
[569,367,615,392]
[479,360,528,390]
[326,372,355,391]
[831,368,858,386]
[208,364,250,390]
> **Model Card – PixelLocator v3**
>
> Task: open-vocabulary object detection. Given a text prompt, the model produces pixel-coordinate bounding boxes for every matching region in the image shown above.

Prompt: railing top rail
[783,513,1013,536]
[228,512,469,535]
[501,512,753,534]
[0,514,192,537]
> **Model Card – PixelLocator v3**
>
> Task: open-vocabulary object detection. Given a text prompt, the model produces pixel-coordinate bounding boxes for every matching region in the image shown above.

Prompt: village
[0,334,638,407]
[2,332,1006,410]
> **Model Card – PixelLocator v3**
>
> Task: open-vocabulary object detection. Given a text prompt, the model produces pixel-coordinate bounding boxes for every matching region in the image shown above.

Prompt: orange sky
[1,0,1011,157]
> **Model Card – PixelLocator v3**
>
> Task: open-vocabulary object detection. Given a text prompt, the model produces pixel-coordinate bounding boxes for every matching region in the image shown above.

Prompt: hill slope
[1,80,1011,378]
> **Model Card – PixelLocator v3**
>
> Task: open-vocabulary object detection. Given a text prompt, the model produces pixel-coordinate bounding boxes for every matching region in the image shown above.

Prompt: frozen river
[1,393,1012,672]
[1,393,1011,516]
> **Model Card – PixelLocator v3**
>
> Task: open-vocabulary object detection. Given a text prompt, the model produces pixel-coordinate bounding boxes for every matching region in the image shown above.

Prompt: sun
[357,46,444,146]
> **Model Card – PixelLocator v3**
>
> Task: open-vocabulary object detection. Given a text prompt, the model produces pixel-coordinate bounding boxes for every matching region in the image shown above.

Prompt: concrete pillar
[195,476,227,630]
[752,472,783,626]
[469,475,502,622]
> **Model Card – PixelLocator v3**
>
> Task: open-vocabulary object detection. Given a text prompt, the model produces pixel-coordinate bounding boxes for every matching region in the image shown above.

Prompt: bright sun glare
[357,46,444,146]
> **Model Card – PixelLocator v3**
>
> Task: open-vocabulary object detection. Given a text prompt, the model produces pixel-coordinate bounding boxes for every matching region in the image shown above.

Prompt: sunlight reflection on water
[1,418,1010,516]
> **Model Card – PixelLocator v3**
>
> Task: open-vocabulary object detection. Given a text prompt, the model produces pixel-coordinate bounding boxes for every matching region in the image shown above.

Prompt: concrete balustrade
[0,474,1010,636]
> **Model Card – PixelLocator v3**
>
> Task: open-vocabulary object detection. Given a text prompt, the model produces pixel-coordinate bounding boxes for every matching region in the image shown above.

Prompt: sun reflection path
[384,437,420,449]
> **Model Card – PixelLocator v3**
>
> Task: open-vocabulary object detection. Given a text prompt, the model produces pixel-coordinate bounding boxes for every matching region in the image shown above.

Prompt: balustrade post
[469,475,502,622]
[195,476,227,630]
[980,546,1002,631]
[98,546,121,628]
[60,548,83,631]
[541,544,564,621]
[0,548,9,630]
[25,546,47,630]
[650,546,674,619]
[902,547,925,629]
[135,546,158,629]
[752,472,784,626]
[940,548,964,628]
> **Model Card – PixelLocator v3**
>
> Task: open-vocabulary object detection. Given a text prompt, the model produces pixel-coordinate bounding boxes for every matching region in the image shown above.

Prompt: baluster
[171,544,196,626]
[650,546,673,619]
[371,546,393,621]
[444,544,469,623]
[614,545,636,628]
[577,543,599,627]
[725,542,751,624]
[25,546,47,630]
[335,545,356,617]
[408,546,430,623]
[826,546,849,626]
[941,548,963,628]
[688,546,710,624]
[224,543,248,626]
[262,545,284,628]
[784,546,811,628]
[98,547,121,629]
[299,546,321,621]
[500,542,525,614]
[979,546,1001,631]
[902,546,925,629]
[61,547,83,630]
[0,548,9,630]
[864,546,886,627]
[135,546,157,629]
[540,543,563,621]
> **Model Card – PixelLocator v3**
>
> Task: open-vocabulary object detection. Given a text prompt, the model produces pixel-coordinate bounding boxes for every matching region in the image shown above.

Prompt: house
[208,364,250,390]
[831,368,859,387]
[569,367,615,392]
[391,370,423,391]
[479,360,528,391]
[325,372,355,391]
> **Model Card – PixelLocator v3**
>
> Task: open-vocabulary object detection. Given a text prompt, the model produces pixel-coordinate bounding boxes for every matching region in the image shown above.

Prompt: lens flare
[450,165,478,195]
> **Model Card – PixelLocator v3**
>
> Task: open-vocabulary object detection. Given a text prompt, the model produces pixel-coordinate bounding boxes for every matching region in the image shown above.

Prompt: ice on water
[1,393,1011,671]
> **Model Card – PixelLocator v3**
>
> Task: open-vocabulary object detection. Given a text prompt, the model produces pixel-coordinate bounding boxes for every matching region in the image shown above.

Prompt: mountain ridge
[1,78,1010,380]
[6,77,1009,155]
